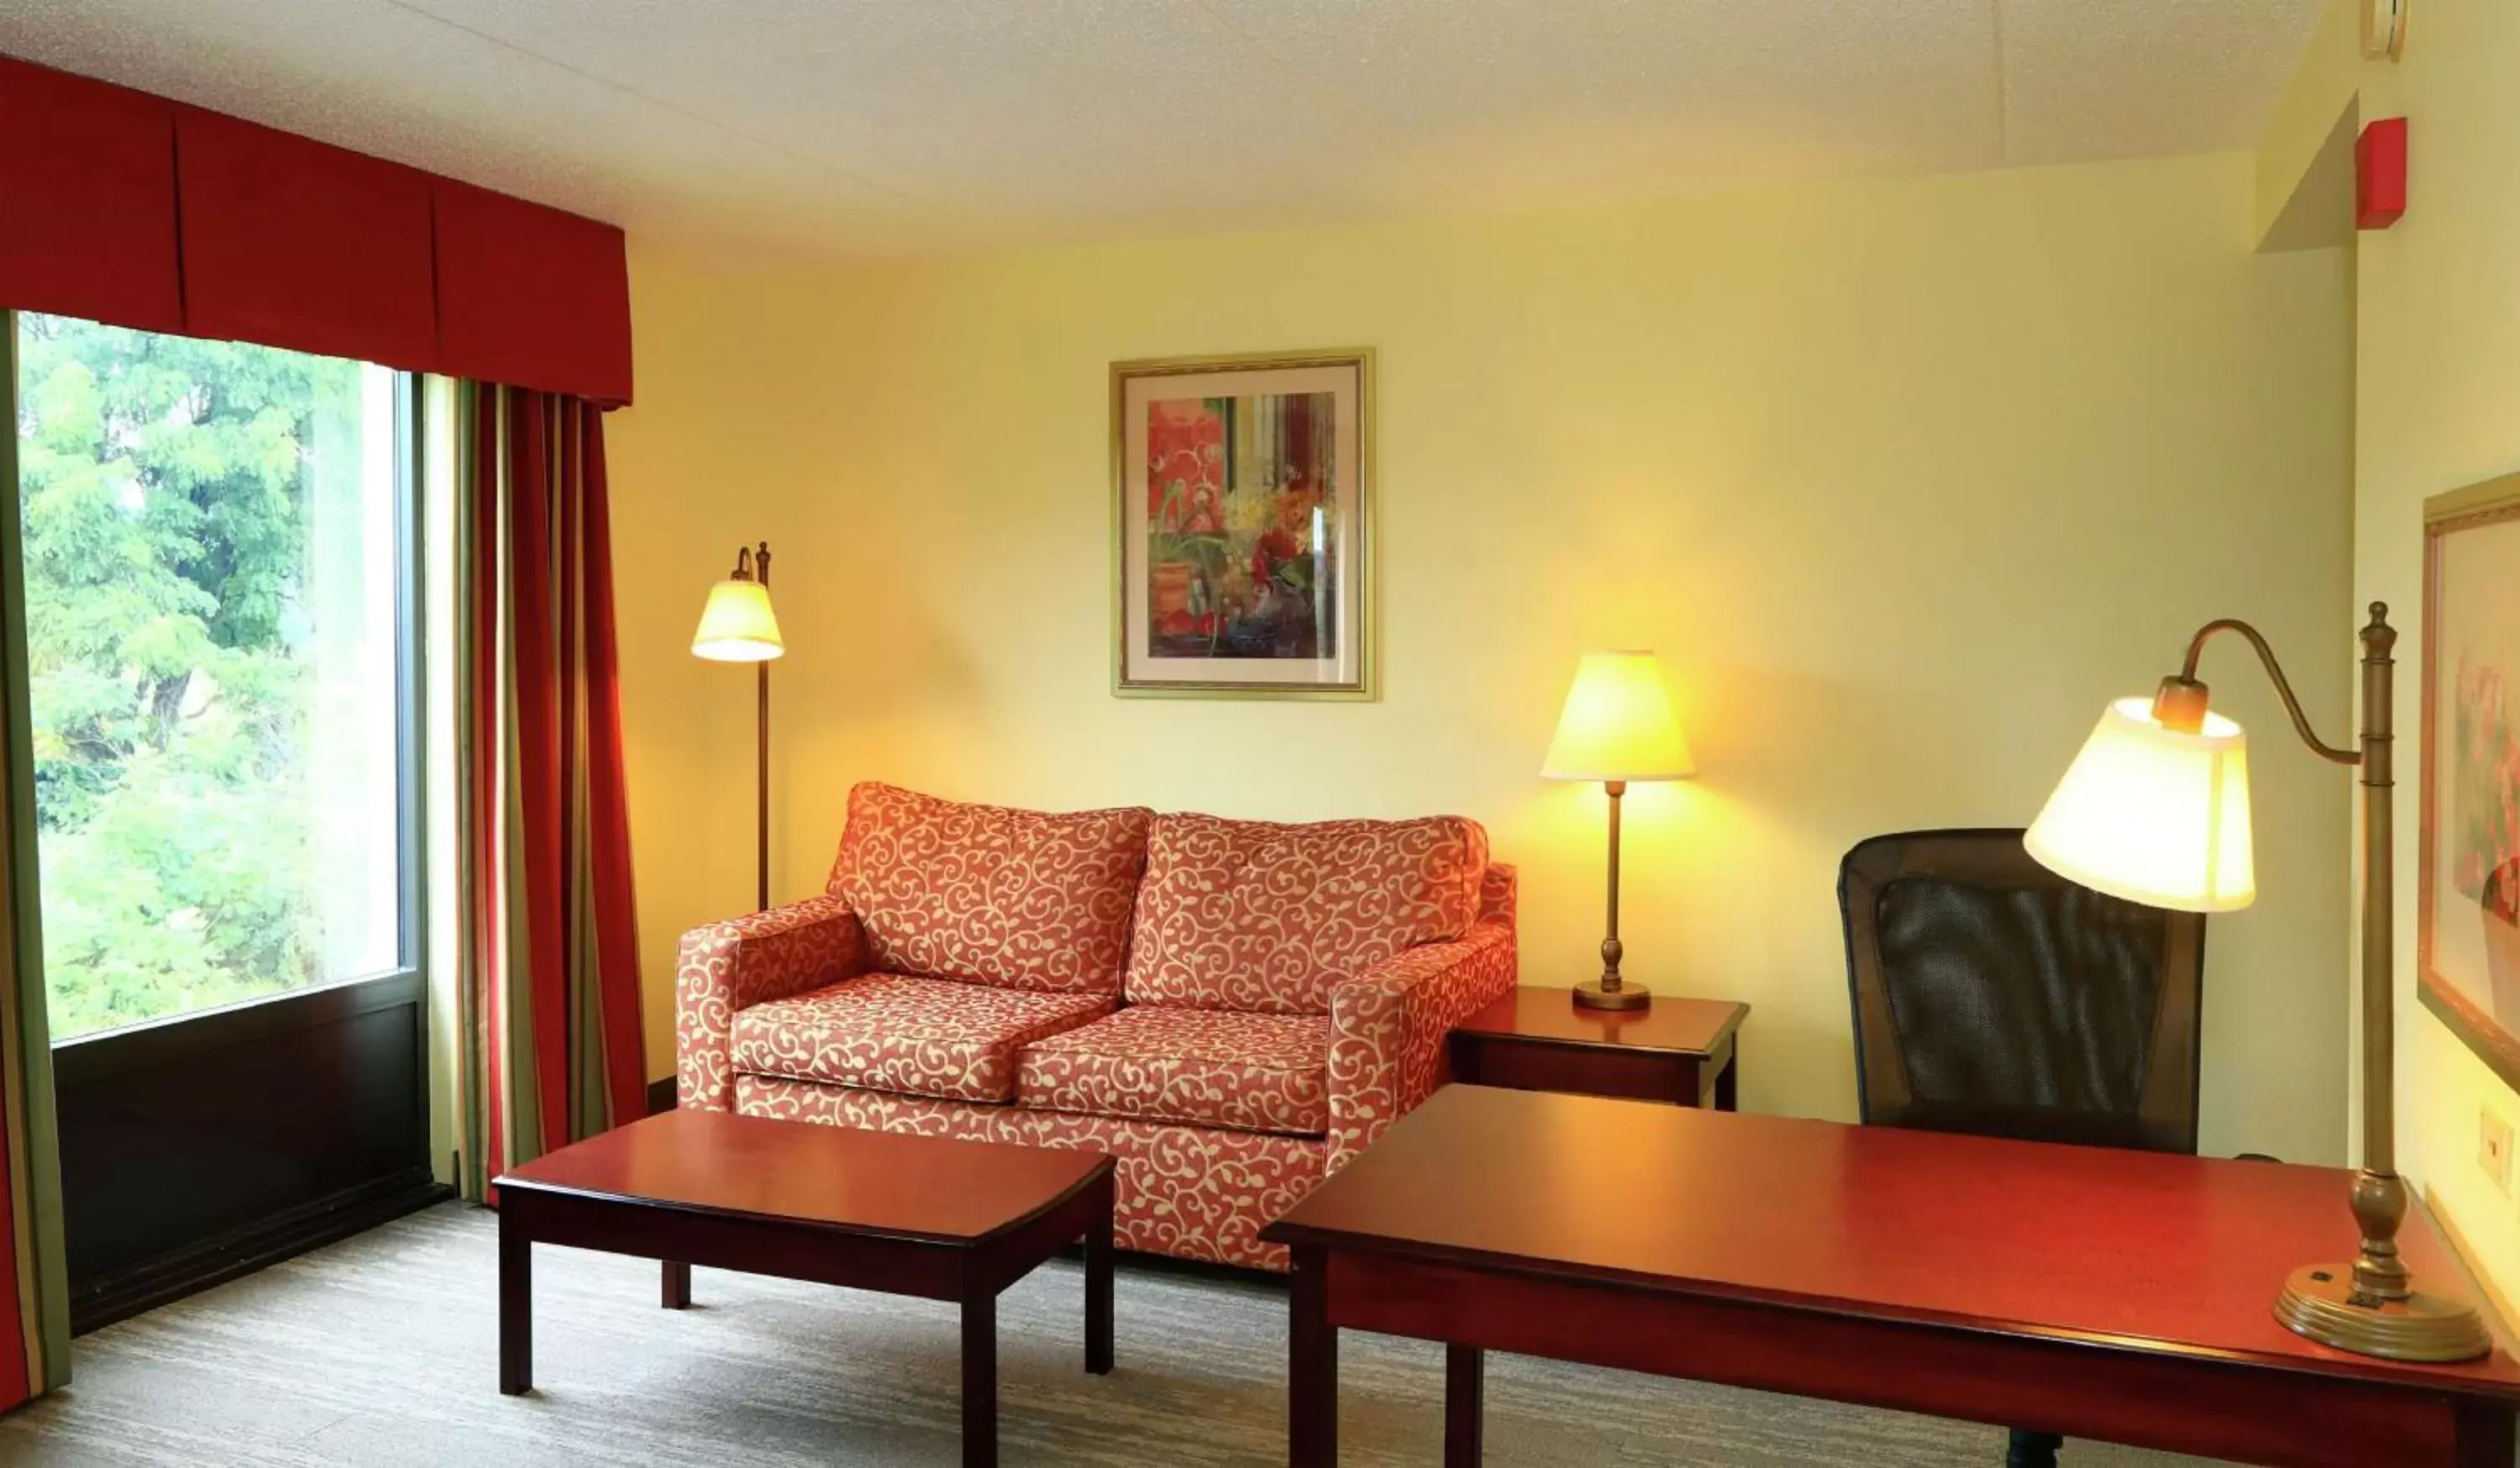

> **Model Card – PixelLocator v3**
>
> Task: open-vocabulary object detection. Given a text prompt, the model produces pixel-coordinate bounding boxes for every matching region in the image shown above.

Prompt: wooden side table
[1449,987,1747,1109]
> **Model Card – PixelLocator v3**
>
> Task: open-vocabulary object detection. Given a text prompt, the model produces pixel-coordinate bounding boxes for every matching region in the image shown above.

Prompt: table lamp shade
[1541,650,1694,783]
[2024,697,2255,913]
[691,578,785,663]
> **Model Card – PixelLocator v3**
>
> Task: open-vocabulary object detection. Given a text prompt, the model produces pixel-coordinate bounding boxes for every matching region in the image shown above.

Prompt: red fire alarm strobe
[2359,117,2407,229]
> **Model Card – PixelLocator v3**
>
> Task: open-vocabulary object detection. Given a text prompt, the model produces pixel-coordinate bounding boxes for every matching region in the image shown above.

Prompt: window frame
[22,352,431,1065]
[5,315,441,1329]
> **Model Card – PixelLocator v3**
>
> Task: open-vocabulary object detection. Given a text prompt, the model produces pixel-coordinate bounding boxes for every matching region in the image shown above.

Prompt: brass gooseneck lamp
[2026,603,2490,1361]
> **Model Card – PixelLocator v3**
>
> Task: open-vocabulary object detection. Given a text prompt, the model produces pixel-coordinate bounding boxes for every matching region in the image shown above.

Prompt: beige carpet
[0,1203,2227,1466]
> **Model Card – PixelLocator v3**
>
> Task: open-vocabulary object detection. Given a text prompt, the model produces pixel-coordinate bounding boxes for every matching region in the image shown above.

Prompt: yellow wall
[606,151,2355,1163]
[2350,0,2520,1299]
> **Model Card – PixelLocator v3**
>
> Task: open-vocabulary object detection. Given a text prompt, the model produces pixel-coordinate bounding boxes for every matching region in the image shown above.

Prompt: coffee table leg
[662,1261,690,1309]
[499,1207,532,1396]
[1290,1245,1336,1467]
[963,1289,999,1468]
[1446,1345,1484,1467]
[1085,1185,1115,1376]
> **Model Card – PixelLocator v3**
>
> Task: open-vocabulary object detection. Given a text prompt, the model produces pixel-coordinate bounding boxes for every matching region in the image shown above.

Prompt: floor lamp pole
[754,544,773,913]
[756,658,769,913]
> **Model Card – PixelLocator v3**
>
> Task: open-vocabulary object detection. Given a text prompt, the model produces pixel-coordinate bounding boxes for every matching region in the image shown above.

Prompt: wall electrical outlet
[2480,1107,2514,1197]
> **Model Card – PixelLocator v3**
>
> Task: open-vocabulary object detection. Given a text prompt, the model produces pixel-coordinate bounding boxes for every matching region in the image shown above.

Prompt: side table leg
[1085,1182,1115,1376]
[1445,1345,1484,1468]
[499,1208,532,1396]
[963,1289,999,1468]
[1714,1051,1738,1112]
[662,1261,690,1309]
[1290,1245,1337,1467]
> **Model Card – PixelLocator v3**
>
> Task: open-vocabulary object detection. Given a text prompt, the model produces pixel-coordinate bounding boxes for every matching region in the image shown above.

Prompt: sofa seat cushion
[731,973,1116,1104]
[826,782,1153,994]
[1017,1005,1330,1136]
[1124,812,1490,1014]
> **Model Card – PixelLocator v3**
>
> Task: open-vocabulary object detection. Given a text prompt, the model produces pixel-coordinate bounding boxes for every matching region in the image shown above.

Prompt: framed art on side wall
[1111,349,1373,699]
[2420,474,2520,1092]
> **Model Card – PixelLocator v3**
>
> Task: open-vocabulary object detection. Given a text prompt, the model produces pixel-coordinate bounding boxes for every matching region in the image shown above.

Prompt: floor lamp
[2025,603,2490,1363]
[691,543,784,911]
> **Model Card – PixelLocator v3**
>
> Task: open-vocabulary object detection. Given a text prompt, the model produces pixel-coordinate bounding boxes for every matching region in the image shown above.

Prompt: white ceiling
[0,0,2328,259]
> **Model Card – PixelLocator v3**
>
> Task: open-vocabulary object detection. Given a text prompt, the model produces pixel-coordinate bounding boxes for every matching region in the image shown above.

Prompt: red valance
[437,181,633,407]
[0,59,183,334]
[177,108,441,373]
[0,54,633,404]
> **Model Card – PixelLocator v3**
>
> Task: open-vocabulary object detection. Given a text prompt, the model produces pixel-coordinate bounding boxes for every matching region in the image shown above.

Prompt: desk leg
[1445,1344,1483,1467]
[963,1289,999,1468]
[661,1261,690,1310]
[498,1209,531,1396]
[1714,1051,1738,1112]
[2454,1400,2516,1467]
[1290,1246,1337,1467]
[1085,1184,1115,1376]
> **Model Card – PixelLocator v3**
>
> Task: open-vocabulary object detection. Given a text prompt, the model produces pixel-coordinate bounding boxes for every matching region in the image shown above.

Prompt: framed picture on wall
[2419,474,2520,1093]
[1110,349,1374,700]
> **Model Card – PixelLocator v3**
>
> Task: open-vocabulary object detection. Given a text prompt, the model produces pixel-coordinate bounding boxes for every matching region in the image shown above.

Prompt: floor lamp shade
[691,578,784,663]
[1541,651,1695,783]
[2024,697,2255,913]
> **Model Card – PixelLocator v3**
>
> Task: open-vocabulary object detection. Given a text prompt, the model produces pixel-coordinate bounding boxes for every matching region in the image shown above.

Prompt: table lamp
[2025,604,2491,1362]
[691,542,784,911]
[1542,651,1695,1011]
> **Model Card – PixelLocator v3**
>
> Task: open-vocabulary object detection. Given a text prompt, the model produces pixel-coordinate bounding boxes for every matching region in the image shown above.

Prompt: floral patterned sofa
[676,782,1518,1269]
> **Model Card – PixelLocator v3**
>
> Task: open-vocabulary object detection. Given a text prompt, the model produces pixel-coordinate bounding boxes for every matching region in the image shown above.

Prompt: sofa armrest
[1325,918,1518,1170]
[675,894,869,1111]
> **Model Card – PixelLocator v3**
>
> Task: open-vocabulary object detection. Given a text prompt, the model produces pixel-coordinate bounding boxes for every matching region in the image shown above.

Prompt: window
[12,314,412,1041]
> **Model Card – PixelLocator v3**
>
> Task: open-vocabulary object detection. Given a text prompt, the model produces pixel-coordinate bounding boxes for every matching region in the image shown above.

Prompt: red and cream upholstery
[677,782,1518,1269]
[732,973,1116,1104]
[1019,1006,1330,1135]
[1124,812,1489,1013]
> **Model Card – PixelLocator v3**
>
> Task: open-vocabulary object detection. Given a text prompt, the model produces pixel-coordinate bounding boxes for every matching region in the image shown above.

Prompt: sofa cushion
[1017,1006,1330,1136]
[1123,813,1489,1014]
[730,972,1116,1104]
[826,782,1152,994]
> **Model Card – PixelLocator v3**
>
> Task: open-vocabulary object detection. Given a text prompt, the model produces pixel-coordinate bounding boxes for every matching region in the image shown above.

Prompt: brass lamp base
[1573,978,1651,1011]
[2275,1264,2492,1362]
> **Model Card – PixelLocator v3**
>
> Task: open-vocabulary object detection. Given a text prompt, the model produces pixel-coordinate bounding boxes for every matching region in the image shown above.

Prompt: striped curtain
[452,384,646,1199]
[0,320,69,1408]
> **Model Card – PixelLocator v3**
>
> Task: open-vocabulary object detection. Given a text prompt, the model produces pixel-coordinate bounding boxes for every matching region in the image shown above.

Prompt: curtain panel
[453,385,645,1198]
[0,320,68,1409]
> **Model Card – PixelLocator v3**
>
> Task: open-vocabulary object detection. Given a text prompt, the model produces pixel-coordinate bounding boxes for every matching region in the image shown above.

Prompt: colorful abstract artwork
[2421,482,2520,1091]
[1114,353,1370,698]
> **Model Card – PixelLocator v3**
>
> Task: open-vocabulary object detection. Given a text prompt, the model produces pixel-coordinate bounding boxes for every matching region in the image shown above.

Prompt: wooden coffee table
[494,1109,1116,1468]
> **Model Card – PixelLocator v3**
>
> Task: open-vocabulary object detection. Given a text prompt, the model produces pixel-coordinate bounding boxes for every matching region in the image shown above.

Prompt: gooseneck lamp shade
[2024,697,2255,913]
[690,578,785,663]
[1541,651,1695,782]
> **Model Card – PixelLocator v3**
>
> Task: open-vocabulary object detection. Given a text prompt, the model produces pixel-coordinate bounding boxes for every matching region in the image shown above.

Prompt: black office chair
[1838,829,2207,1468]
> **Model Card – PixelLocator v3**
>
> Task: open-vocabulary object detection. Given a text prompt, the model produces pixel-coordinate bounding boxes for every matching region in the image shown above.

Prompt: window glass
[13,314,406,1040]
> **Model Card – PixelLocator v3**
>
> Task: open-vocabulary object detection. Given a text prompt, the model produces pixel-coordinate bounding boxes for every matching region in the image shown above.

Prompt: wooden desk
[1448,988,1745,1109]
[1260,1087,2520,1468]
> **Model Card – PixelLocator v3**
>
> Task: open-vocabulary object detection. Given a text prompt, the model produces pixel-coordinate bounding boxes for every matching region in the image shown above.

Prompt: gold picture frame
[2418,473,2520,1093]
[1110,349,1375,700]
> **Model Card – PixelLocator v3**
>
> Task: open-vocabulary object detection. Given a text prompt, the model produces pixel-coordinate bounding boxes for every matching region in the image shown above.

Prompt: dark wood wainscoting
[53,972,447,1333]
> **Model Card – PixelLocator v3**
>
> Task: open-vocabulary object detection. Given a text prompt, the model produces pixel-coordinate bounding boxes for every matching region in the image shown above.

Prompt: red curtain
[466,388,645,1178]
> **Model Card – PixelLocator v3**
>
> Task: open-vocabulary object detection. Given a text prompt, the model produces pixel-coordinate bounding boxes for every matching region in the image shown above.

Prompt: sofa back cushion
[827,783,1152,994]
[1124,812,1489,1014]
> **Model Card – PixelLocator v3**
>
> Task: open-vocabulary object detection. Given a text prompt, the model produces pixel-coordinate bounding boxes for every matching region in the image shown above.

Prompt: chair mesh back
[1840,830,2205,1155]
